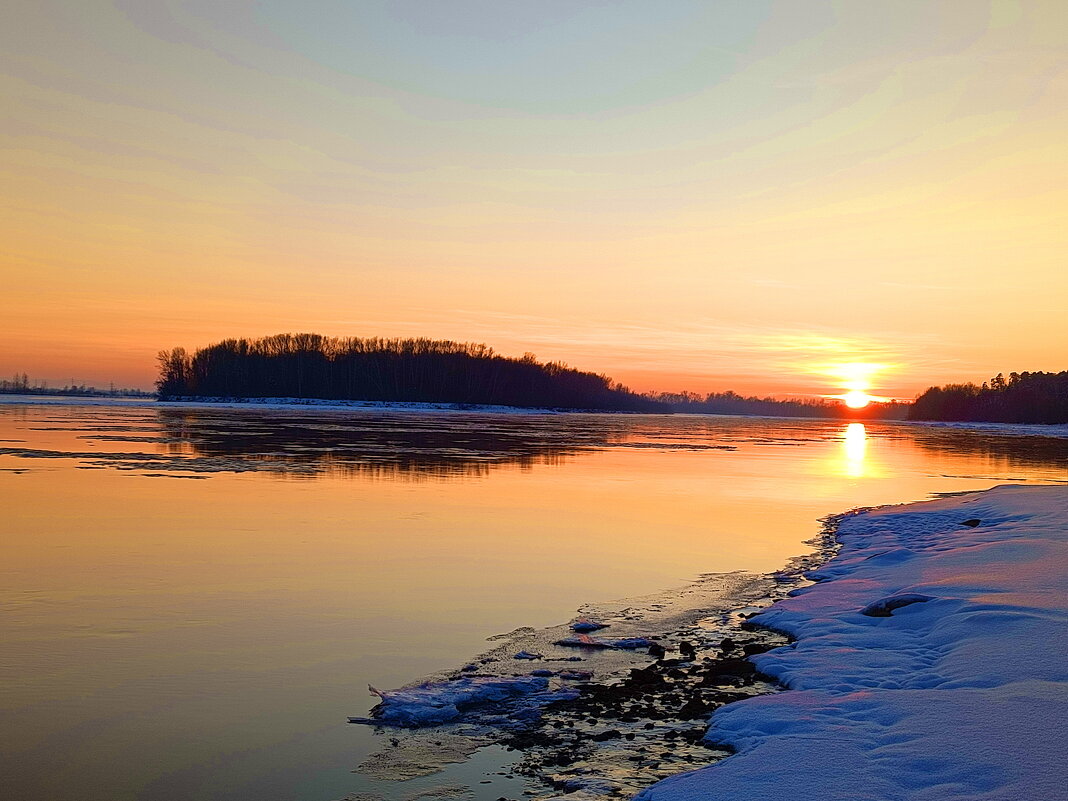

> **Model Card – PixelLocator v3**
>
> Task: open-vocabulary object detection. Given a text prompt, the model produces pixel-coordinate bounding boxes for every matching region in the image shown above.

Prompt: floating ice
[551,776,623,795]
[558,670,593,681]
[350,677,549,727]
[570,618,609,632]
[611,637,654,649]
[555,635,653,650]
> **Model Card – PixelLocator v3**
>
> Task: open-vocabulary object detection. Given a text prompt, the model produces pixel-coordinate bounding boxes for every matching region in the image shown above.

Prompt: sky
[2,0,1066,398]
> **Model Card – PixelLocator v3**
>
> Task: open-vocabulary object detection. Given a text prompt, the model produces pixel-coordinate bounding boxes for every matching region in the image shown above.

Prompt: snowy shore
[0,394,577,415]
[637,485,1068,801]
[2,395,1068,437]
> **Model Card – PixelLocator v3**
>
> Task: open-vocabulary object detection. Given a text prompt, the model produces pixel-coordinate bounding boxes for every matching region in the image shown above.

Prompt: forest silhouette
[156,334,666,412]
[156,334,1065,424]
[644,390,908,420]
[909,371,1068,424]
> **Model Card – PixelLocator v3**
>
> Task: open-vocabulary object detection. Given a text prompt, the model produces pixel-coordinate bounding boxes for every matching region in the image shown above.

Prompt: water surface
[1,401,1065,800]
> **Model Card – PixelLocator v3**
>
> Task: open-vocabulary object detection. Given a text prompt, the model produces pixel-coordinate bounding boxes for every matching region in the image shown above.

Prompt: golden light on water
[842,422,868,478]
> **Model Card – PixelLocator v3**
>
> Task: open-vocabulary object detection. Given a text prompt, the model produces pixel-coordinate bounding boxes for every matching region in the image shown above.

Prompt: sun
[844,390,871,409]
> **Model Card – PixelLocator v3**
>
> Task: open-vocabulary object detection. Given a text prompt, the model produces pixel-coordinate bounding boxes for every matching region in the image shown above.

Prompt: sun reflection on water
[843,422,868,477]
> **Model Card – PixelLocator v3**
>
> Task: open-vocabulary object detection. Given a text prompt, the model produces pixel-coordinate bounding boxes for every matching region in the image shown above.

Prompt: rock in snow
[859,593,934,617]
[637,485,1068,801]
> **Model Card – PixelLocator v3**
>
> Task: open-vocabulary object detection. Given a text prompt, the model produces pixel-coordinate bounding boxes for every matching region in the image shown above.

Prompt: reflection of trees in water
[908,428,1068,475]
[13,406,1066,482]
[155,409,634,480]
[167,410,1068,483]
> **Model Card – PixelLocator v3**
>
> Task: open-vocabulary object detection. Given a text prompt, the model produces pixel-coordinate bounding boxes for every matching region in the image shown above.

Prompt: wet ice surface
[1,400,1066,481]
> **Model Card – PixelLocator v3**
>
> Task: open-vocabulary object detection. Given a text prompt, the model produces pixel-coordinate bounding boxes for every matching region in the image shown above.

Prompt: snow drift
[637,485,1068,801]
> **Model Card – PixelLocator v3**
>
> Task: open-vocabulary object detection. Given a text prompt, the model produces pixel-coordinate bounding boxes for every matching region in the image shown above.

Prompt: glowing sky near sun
[2,1,1066,397]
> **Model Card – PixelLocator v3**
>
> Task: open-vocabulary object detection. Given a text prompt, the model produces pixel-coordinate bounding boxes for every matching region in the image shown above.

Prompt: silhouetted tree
[910,371,1068,424]
[155,334,669,412]
[644,390,909,420]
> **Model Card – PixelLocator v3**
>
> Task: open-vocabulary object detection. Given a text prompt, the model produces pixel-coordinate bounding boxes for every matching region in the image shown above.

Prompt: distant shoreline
[160,395,597,414]
[0,393,605,416]
[2,394,1067,438]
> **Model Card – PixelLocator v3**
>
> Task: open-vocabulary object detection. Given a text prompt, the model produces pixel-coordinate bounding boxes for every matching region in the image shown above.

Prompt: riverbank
[345,564,816,798]
[637,485,1068,801]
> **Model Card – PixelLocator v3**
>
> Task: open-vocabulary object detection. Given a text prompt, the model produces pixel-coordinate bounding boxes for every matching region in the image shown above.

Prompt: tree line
[0,374,152,397]
[644,390,909,419]
[153,336,1065,423]
[909,371,1068,424]
[156,334,668,412]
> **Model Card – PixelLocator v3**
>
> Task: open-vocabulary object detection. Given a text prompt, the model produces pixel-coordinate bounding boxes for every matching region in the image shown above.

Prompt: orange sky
[3,1,1066,398]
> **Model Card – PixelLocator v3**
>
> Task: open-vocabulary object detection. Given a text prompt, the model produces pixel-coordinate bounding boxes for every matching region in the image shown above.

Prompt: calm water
[1,400,1065,801]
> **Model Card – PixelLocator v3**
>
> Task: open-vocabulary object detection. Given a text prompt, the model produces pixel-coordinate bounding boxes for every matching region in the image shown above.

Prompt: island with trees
[156,334,668,412]
[156,334,1065,424]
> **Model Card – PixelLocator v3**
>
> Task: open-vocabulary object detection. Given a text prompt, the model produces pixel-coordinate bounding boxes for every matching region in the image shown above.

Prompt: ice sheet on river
[637,485,1068,801]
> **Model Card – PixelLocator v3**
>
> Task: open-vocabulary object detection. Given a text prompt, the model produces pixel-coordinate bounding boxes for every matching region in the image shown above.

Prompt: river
[1,399,1064,800]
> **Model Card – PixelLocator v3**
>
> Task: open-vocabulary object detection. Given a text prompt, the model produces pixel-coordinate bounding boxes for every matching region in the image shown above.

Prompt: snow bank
[637,485,1068,801]
[159,397,572,415]
[0,395,569,415]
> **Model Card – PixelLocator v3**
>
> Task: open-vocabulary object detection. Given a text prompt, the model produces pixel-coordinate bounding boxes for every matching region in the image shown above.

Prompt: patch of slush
[339,742,526,801]
[636,485,1068,801]
[355,733,490,780]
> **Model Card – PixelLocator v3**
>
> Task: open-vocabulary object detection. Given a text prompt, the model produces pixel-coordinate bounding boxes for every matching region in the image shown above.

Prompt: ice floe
[350,676,584,729]
[554,635,654,650]
[352,677,551,727]
[569,619,609,632]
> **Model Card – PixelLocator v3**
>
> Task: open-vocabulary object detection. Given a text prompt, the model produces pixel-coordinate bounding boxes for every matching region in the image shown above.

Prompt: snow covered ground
[2,395,1068,436]
[637,485,1068,801]
[907,419,1068,439]
[0,394,570,415]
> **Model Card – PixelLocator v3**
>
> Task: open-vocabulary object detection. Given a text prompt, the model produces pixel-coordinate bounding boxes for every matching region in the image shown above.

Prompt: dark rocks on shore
[503,627,789,787]
[860,593,934,617]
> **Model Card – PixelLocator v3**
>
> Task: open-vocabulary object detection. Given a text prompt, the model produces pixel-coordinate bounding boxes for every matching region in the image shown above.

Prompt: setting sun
[817,362,886,408]
[844,390,872,409]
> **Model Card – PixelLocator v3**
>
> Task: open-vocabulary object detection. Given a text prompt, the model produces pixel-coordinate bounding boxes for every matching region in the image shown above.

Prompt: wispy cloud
[319,308,956,396]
